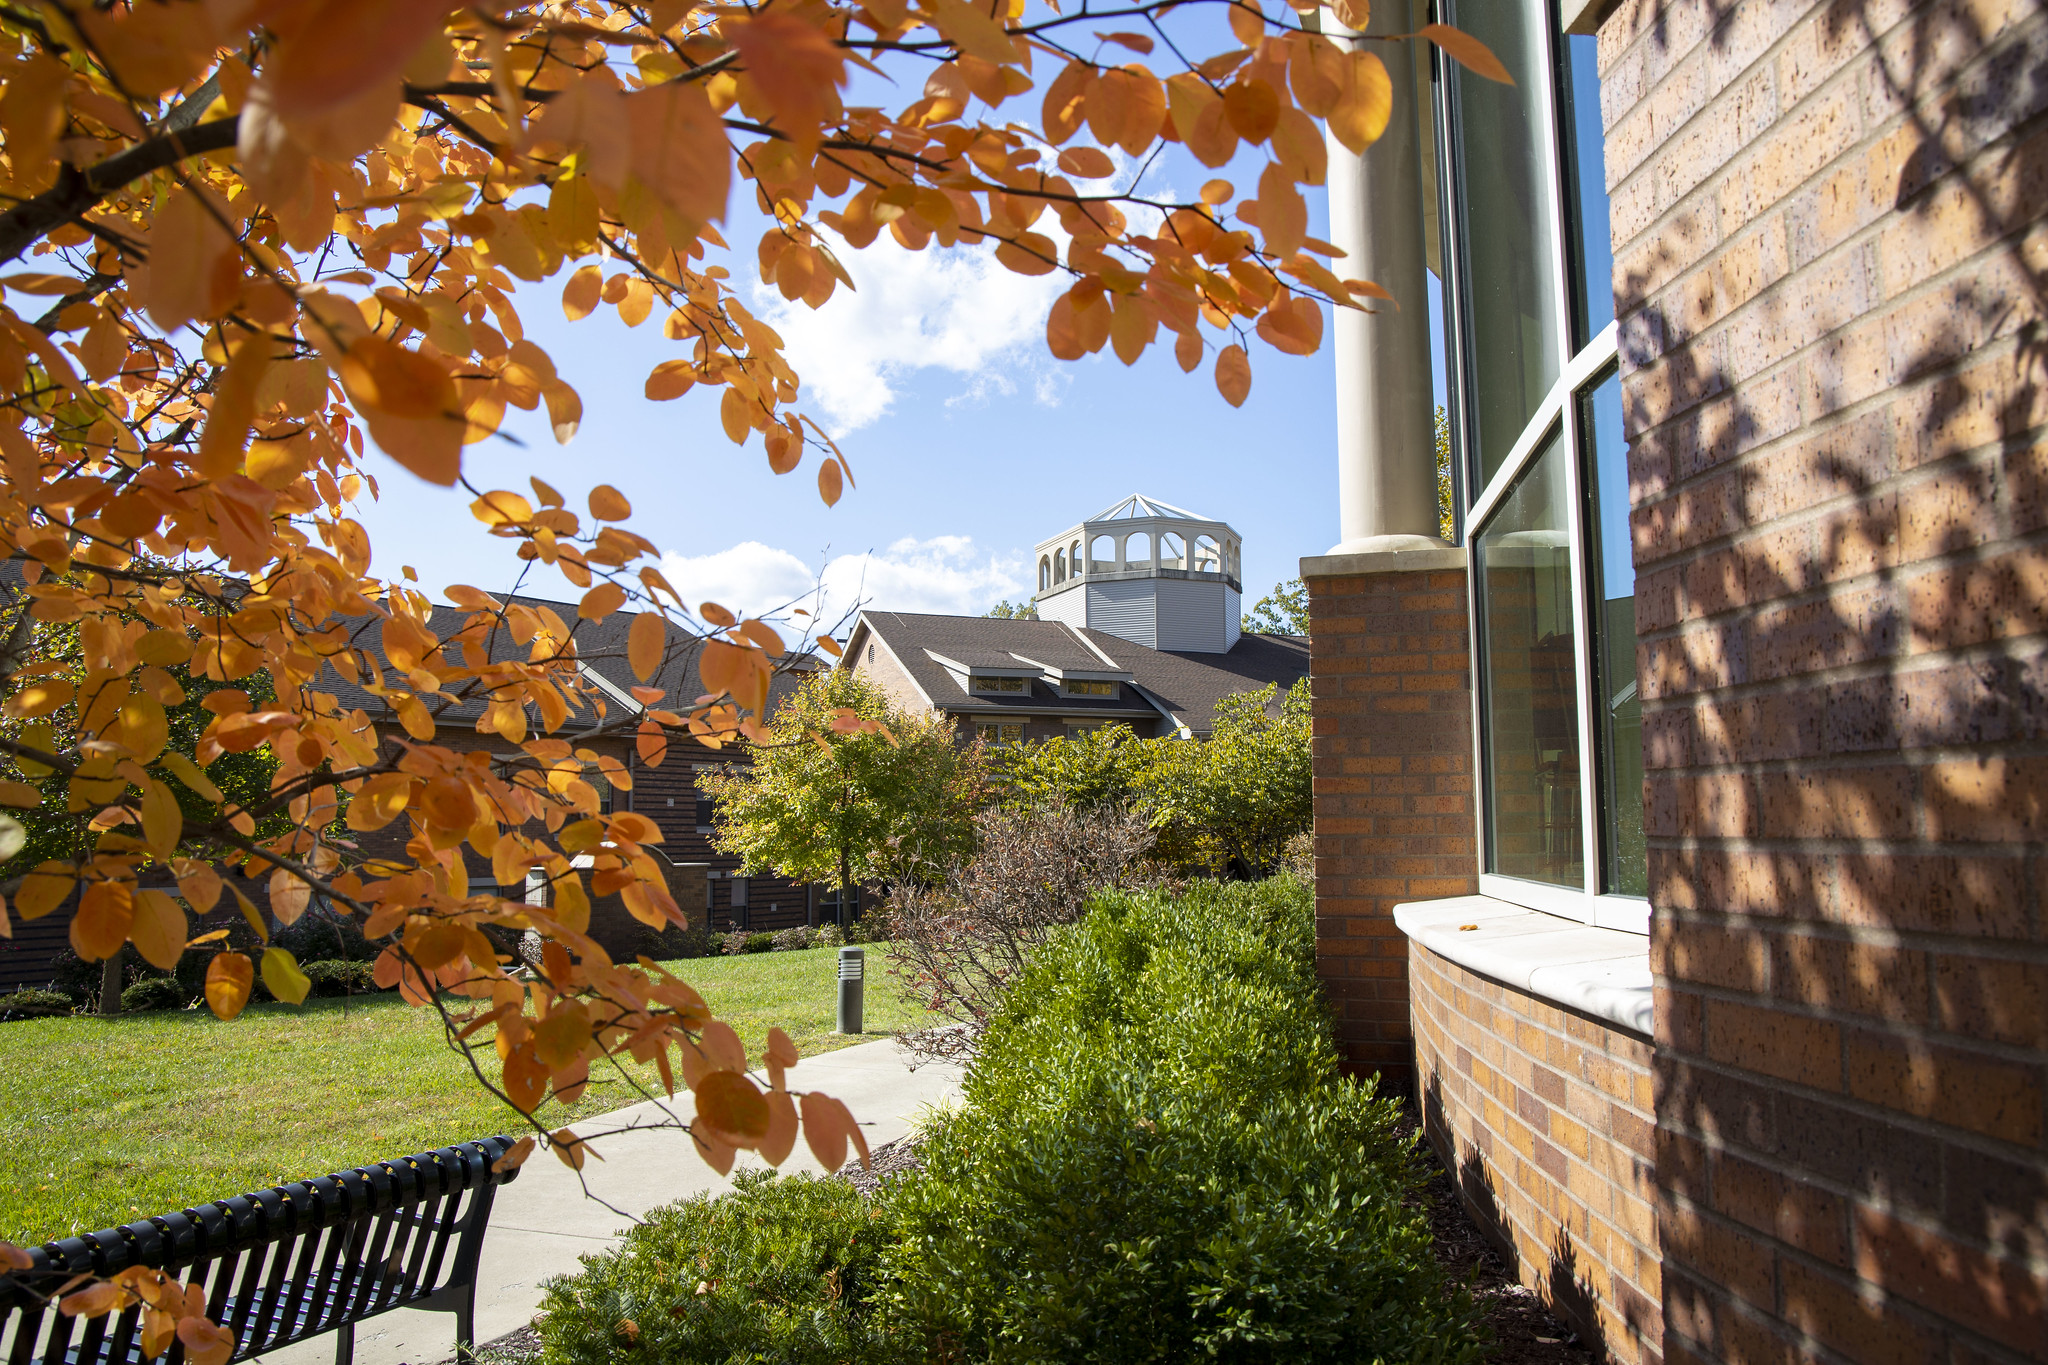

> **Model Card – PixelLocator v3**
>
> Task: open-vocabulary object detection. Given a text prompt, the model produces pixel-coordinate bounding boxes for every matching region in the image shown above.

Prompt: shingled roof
[322,592,822,733]
[843,610,1307,737]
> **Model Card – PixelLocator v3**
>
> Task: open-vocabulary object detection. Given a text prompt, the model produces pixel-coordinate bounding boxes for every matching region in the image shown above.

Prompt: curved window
[1038,557,1051,591]
[1071,540,1083,576]
[1440,0,1640,930]
[1124,531,1151,567]
[1054,549,1066,583]
[1193,535,1221,573]
[1090,534,1117,573]
[1159,533,1185,570]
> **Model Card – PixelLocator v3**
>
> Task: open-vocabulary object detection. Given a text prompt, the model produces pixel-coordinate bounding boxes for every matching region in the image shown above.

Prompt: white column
[1324,0,1442,554]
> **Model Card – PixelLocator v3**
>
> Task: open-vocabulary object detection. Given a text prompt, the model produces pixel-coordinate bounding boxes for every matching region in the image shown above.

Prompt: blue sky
[348,61,1452,634]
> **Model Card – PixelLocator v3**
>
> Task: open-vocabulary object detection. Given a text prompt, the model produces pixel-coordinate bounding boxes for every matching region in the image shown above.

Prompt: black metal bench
[0,1136,520,1365]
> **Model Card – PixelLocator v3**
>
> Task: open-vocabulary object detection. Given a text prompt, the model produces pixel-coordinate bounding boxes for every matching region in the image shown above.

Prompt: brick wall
[1601,0,2048,1360]
[1303,557,1475,1080]
[1413,943,1663,1365]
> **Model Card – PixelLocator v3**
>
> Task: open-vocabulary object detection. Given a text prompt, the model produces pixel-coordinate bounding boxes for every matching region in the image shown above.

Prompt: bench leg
[333,1322,355,1365]
[454,1281,476,1365]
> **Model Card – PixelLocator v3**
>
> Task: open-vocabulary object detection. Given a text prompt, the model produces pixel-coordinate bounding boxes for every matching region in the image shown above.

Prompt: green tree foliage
[1437,404,1456,542]
[1138,681,1312,876]
[699,671,981,896]
[0,603,288,874]
[985,724,1148,813]
[1240,578,1310,636]
[988,682,1312,877]
[983,599,1039,620]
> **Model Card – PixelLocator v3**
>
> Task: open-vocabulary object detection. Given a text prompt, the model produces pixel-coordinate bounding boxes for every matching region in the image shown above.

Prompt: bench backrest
[0,1136,521,1365]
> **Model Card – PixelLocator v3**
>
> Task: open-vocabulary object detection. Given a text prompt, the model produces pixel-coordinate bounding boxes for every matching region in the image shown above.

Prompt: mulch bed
[1406,1120,1598,1365]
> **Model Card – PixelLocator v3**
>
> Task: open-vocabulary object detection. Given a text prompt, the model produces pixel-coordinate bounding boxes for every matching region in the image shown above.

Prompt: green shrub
[301,959,378,996]
[876,877,1485,1364]
[535,1170,904,1365]
[744,931,775,954]
[119,977,189,1012]
[0,988,71,1021]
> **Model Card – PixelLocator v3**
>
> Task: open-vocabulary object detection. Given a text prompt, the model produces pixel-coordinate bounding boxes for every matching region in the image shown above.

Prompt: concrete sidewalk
[250,1037,962,1365]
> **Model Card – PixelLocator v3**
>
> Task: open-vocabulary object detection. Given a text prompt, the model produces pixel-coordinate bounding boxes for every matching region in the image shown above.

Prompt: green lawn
[0,945,932,1245]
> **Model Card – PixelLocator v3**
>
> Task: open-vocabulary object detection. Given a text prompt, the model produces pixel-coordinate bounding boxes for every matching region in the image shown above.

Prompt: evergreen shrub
[118,977,188,1012]
[535,1170,902,1365]
[876,877,1486,1364]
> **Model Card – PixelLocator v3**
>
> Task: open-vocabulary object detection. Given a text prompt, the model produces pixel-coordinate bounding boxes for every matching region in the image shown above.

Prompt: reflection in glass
[1581,372,1643,896]
[1477,428,1582,888]
[1561,34,1615,346]
[1442,0,1562,490]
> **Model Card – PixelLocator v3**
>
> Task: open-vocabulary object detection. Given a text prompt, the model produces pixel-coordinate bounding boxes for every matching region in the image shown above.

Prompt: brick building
[1309,2,2047,1363]
[0,594,828,992]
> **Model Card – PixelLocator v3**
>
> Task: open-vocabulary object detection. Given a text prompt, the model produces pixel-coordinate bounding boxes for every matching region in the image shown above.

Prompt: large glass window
[1476,430,1583,889]
[1559,33,1615,347]
[1440,0,1564,489]
[1438,0,1642,930]
[1581,371,1643,896]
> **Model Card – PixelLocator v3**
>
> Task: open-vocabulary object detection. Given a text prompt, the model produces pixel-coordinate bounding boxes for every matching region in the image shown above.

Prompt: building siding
[1154,576,1229,653]
[1085,578,1156,648]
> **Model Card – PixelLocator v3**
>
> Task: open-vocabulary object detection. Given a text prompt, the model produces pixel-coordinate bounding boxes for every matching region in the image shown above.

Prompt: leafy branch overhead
[0,0,1503,1347]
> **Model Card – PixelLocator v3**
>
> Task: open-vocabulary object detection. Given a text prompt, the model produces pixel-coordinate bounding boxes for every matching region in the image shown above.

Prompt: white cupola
[1032,495,1243,654]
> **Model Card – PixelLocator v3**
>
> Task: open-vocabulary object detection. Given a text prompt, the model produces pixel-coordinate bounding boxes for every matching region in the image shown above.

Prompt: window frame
[1437,0,1646,936]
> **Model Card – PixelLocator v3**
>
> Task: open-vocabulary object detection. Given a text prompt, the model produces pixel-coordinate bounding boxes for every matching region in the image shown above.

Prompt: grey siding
[1037,583,1086,630]
[1154,577,1228,653]
[1224,586,1240,651]
[1086,579,1155,648]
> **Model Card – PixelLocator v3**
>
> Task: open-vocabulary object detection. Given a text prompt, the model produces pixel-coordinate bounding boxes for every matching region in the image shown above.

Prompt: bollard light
[836,946,865,1035]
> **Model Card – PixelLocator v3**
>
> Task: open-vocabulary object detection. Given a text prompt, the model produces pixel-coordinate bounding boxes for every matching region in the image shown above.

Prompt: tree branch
[0,117,239,266]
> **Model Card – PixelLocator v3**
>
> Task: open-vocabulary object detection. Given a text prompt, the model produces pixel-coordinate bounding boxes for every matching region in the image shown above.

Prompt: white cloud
[751,236,1065,435]
[661,534,1028,628]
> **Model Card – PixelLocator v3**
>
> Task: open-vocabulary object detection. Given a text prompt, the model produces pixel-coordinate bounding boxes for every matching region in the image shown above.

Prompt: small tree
[985,722,1147,812]
[699,672,979,917]
[983,600,1039,620]
[1241,579,1311,636]
[1140,680,1311,875]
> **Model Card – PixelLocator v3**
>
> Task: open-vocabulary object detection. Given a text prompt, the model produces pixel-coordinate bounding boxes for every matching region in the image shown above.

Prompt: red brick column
[1598,1,2048,1361]
[1302,551,1476,1085]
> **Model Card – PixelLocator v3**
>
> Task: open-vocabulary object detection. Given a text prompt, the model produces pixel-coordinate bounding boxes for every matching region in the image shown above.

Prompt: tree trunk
[838,844,851,927]
[98,948,123,1017]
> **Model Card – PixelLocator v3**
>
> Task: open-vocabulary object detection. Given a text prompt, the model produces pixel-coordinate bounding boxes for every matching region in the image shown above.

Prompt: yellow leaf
[13,722,55,777]
[205,953,254,1021]
[131,889,187,971]
[1215,344,1252,407]
[579,582,627,620]
[230,885,269,944]
[799,1091,869,1172]
[760,1089,799,1165]
[347,773,413,832]
[17,862,73,920]
[1328,50,1392,155]
[644,360,696,401]
[694,1070,771,1146]
[70,880,133,961]
[562,263,602,321]
[818,458,844,506]
[175,1314,236,1365]
[1418,23,1514,84]
[1057,147,1115,178]
[628,612,665,681]
[269,868,311,926]
[551,1127,591,1171]
[588,485,632,521]
[919,0,1022,66]
[176,861,223,915]
[160,751,223,803]
[471,490,534,527]
[138,779,182,860]
[261,946,311,1005]
[0,780,39,807]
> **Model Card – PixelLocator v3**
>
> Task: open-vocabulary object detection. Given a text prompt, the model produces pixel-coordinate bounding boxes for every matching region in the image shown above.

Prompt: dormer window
[973,676,1029,693]
[1063,679,1117,697]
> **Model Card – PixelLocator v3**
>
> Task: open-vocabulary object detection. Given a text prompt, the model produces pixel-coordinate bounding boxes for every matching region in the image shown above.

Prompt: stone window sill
[1392,896,1654,1038]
